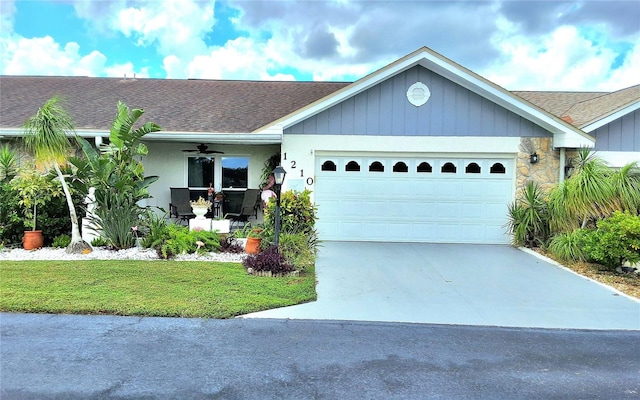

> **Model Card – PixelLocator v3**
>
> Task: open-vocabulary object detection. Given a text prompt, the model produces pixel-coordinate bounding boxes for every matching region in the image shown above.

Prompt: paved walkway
[244,242,640,330]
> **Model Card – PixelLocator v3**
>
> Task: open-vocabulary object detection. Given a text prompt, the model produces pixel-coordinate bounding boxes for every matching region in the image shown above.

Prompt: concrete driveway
[244,242,640,330]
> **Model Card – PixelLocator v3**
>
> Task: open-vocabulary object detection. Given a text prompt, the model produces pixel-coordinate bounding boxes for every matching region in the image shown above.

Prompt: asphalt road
[1,313,639,399]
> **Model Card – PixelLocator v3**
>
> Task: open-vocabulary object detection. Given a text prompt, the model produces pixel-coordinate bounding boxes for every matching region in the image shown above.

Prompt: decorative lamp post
[272,165,287,248]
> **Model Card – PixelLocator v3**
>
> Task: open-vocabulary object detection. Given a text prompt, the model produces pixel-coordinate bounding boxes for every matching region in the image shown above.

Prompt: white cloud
[485,24,638,91]
[0,36,107,76]
[0,0,16,36]
[113,0,214,59]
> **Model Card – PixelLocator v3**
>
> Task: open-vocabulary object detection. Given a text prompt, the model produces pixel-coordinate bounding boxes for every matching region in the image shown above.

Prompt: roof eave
[0,128,283,145]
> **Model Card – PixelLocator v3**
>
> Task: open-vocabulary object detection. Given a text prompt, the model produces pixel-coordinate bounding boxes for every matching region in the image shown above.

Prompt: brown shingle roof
[0,76,350,133]
[1,76,638,133]
[561,84,640,128]
[513,86,640,128]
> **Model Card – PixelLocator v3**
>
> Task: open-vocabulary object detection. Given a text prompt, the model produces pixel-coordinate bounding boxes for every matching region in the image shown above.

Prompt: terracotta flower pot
[245,237,262,254]
[23,230,44,250]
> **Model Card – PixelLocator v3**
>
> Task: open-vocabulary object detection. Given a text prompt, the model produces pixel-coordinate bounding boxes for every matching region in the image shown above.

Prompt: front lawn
[0,260,316,318]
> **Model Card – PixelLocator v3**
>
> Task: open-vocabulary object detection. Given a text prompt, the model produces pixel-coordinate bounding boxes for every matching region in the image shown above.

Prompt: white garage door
[315,156,514,244]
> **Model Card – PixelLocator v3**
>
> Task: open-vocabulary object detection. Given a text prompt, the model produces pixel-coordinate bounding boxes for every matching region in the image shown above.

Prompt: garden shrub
[279,231,317,272]
[262,189,320,267]
[506,181,550,248]
[243,245,295,275]
[582,211,640,270]
[0,182,24,246]
[220,236,244,253]
[52,234,71,248]
[150,224,221,259]
[548,229,588,262]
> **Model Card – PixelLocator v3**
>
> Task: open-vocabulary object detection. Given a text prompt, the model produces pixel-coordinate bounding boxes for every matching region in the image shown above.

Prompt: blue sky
[1,0,639,91]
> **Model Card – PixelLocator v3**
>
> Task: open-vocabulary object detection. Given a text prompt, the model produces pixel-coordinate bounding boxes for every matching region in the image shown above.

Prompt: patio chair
[224,189,260,229]
[169,187,195,224]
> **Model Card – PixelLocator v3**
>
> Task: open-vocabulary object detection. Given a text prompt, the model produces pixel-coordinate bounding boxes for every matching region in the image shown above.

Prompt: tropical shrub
[506,181,550,248]
[90,236,109,247]
[71,101,161,249]
[547,229,589,262]
[549,149,640,231]
[149,224,221,259]
[264,189,317,235]
[10,168,63,231]
[92,190,140,250]
[243,245,295,275]
[262,189,320,264]
[140,210,169,248]
[582,212,640,271]
[52,234,71,248]
[0,181,24,245]
[278,231,318,272]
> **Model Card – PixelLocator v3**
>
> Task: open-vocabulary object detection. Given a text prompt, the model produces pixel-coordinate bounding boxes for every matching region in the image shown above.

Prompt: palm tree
[549,148,640,231]
[23,96,91,254]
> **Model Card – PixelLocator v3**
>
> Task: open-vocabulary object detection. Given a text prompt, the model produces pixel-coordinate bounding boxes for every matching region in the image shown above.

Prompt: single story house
[1,47,638,244]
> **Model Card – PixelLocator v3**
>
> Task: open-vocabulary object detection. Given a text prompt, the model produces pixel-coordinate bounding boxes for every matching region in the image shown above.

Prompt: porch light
[529,152,539,164]
[273,165,287,185]
[272,166,287,248]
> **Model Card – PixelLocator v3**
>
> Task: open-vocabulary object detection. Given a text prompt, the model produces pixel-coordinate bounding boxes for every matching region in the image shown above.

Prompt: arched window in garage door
[490,163,506,174]
[321,160,337,171]
[393,162,408,173]
[417,162,432,173]
[441,162,457,173]
[345,161,361,172]
[465,162,481,174]
[369,161,384,172]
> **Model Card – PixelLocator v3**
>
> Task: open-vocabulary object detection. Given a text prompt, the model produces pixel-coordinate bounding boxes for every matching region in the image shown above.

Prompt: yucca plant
[506,181,550,248]
[548,229,588,262]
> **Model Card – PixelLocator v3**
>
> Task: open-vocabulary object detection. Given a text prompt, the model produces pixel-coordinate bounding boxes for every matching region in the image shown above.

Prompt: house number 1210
[283,154,313,185]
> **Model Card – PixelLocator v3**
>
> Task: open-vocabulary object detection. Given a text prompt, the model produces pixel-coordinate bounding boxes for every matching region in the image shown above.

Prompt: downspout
[559,147,566,183]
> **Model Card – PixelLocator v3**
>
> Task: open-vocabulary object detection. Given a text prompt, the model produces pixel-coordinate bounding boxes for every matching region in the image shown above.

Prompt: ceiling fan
[181,143,224,154]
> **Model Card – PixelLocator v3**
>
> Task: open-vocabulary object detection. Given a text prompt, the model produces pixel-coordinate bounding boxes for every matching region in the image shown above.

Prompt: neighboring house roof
[514,85,640,131]
[257,47,593,148]
[511,91,605,120]
[0,76,349,133]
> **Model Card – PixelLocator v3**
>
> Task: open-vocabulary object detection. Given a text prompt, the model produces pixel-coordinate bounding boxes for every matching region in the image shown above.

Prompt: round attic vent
[406,82,430,107]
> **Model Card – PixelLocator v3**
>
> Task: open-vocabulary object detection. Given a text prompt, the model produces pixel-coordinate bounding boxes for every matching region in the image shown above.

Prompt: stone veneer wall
[515,137,560,197]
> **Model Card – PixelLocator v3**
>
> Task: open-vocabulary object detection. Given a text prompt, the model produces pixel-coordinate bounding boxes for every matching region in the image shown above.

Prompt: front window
[188,157,215,188]
[222,157,249,189]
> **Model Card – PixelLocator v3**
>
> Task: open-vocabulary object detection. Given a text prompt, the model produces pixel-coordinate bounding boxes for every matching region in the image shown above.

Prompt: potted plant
[231,223,253,250]
[245,224,264,254]
[189,196,211,220]
[11,168,62,249]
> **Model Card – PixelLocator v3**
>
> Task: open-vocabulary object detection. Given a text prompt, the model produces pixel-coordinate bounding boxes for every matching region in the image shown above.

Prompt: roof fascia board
[258,47,592,147]
[581,101,640,132]
[0,128,282,145]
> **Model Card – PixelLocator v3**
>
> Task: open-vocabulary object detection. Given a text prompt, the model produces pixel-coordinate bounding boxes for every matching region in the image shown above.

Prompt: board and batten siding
[285,66,550,138]
[593,108,640,152]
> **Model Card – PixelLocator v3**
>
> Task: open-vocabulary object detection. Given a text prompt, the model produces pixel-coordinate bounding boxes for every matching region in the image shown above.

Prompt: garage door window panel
[393,162,409,173]
[345,161,361,172]
[321,160,337,171]
[441,162,457,173]
[465,162,481,174]
[417,162,433,173]
[490,163,506,174]
[369,161,385,172]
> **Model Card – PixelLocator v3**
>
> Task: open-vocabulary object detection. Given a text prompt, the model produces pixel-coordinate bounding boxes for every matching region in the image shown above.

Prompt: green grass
[0,260,316,318]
